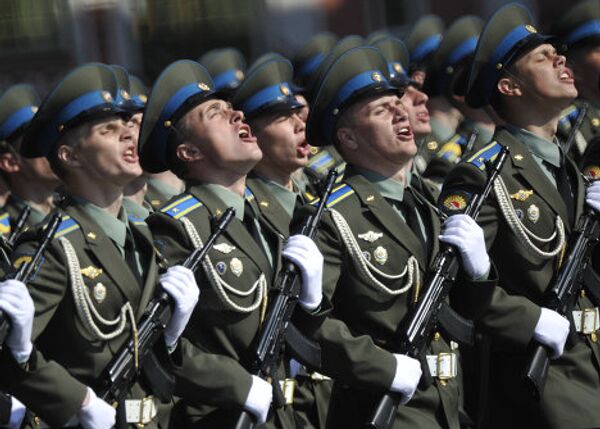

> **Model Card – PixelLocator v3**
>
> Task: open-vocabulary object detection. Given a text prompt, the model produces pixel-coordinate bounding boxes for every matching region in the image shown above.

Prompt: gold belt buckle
[581,308,599,335]
[136,396,155,427]
[279,378,296,405]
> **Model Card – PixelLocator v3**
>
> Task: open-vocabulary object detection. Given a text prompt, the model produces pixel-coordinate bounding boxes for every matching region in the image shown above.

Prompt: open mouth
[396,126,414,140]
[297,140,311,157]
[238,125,257,143]
[416,111,430,122]
[123,147,139,163]
[559,68,574,83]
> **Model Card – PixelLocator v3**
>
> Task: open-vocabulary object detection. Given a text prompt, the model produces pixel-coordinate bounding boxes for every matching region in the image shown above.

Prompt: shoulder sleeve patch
[128,214,147,226]
[465,141,502,171]
[160,194,203,219]
[244,187,255,202]
[54,215,80,238]
[307,151,335,173]
[0,212,11,235]
[310,183,355,208]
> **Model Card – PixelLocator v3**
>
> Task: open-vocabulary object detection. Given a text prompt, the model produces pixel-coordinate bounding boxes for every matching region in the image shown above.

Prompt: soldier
[232,55,332,429]
[139,60,323,427]
[0,63,199,429]
[424,16,496,182]
[198,47,247,99]
[553,0,600,161]
[298,44,495,428]
[0,84,61,237]
[441,4,600,428]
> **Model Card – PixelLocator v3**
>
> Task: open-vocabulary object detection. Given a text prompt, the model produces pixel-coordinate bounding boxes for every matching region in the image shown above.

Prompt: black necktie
[554,151,576,226]
[397,189,428,254]
[124,230,142,284]
[243,201,264,248]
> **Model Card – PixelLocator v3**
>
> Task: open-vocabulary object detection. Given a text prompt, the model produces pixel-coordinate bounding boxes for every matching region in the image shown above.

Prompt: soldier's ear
[497,76,522,97]
[176,142,203,163]
[57,145,82,168]
[336,126,359,151]
[0,152,20,174]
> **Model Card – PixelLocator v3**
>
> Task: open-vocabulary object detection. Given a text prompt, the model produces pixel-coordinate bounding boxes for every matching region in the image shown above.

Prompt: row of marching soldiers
[1,0,600,427]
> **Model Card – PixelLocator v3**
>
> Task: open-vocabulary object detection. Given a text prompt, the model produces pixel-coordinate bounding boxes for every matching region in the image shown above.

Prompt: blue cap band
[564,20,600,47]
[240,82,295,116]
[323,69,392,140]
[0,106,36,140]
[447,36,478,67]
[411,34,442,63]
[153,81,212,151]
[297,53,326,78]
[39,90,115,155]
[213,69,243,91]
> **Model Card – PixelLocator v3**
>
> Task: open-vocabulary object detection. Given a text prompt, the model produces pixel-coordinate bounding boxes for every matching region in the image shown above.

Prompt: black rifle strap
[141,351,175,402]
[284,323,322,370]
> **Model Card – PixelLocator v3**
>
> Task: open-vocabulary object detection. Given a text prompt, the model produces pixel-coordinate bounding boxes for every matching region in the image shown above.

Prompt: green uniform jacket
[0,200,169,428]
[146,183,296,428]
[0,195,48,238]
[295,166,496,429]
[449,128,600,429]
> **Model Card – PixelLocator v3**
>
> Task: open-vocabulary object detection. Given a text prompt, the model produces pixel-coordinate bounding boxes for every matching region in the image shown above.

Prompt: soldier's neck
[188,172,248,198]
[66,183,124,217]
[10,179,55,215]
[252,163,294,190]
[512,118,559,143]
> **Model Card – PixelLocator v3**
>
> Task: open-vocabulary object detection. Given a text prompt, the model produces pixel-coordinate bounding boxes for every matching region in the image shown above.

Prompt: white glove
[0,279,34,363]
[160,265,199,348]
[390,354,422,405]
[439,214,490,279]
[244,375,273,425]
[282,235,323,311]
[533,307,570,359]
[8,396,25,429]
[586,181,600,213]
[77,387,115,429]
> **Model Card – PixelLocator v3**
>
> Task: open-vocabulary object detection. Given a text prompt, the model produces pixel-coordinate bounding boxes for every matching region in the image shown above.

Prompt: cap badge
[371,72,383,82]
[525,25,537,33]
[198,82,210,91]
[280,84,290,96]
[120,90,130,100]
[235,70,245,80]
[138,94,148,103]
[101,91,113,102]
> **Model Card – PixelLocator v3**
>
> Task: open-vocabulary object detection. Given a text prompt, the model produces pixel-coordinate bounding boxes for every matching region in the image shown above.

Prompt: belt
[426,352,458,380]
[37,396,157,428]
[125,396,157,425]
[572,307,600,334]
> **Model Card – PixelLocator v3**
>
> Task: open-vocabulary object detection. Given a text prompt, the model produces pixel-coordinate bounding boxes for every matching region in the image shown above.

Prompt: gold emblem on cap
[280,84,290,96]
[393,63,402,73]
[527,204,540,223]
[592,118,600,127]
[81,265,103,279]
[93,282,107,303]
[427,141,439,151]
[235,70,245,80]
[164,120,172,128]
[31,106,38,113]
[139,94,147,103]
[230,257,243,277]
[101,91,112,102]
[58,124,65,132]
[373,246,388,265]
[496,63,503,70]
[371,72,382,82]
[510,189,534,202]
[525,25,537,33]
[198,82,210,91]
[120,90,130,100]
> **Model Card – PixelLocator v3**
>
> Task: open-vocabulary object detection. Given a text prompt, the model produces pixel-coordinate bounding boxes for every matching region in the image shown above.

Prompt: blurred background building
[0,0,567,95]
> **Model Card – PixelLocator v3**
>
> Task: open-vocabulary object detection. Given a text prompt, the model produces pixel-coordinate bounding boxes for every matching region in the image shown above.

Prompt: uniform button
[433,332,441,342]
[591,332,598,343]
[581,289,586,298]
[439,379,447,386]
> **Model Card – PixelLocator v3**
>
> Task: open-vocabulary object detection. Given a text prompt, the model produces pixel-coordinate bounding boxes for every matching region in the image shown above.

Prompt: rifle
[0,212,62,347]
[234,169,338,429]
[365,146,509,429]
[98,207,235,405]
[7,205,31,249]
[523,187,600,399]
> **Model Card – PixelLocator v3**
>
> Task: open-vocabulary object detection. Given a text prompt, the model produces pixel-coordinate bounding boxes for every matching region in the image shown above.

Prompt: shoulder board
[161,194,204,219]
[465,141,503,171]
[128,214,146,226]
[558,104,580,131]
[244,187,255,202]
[54,215,80,238]
[437,140,463,163]
[307,151,335,173]
[310,183,355,208]
[0,212,11,235]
